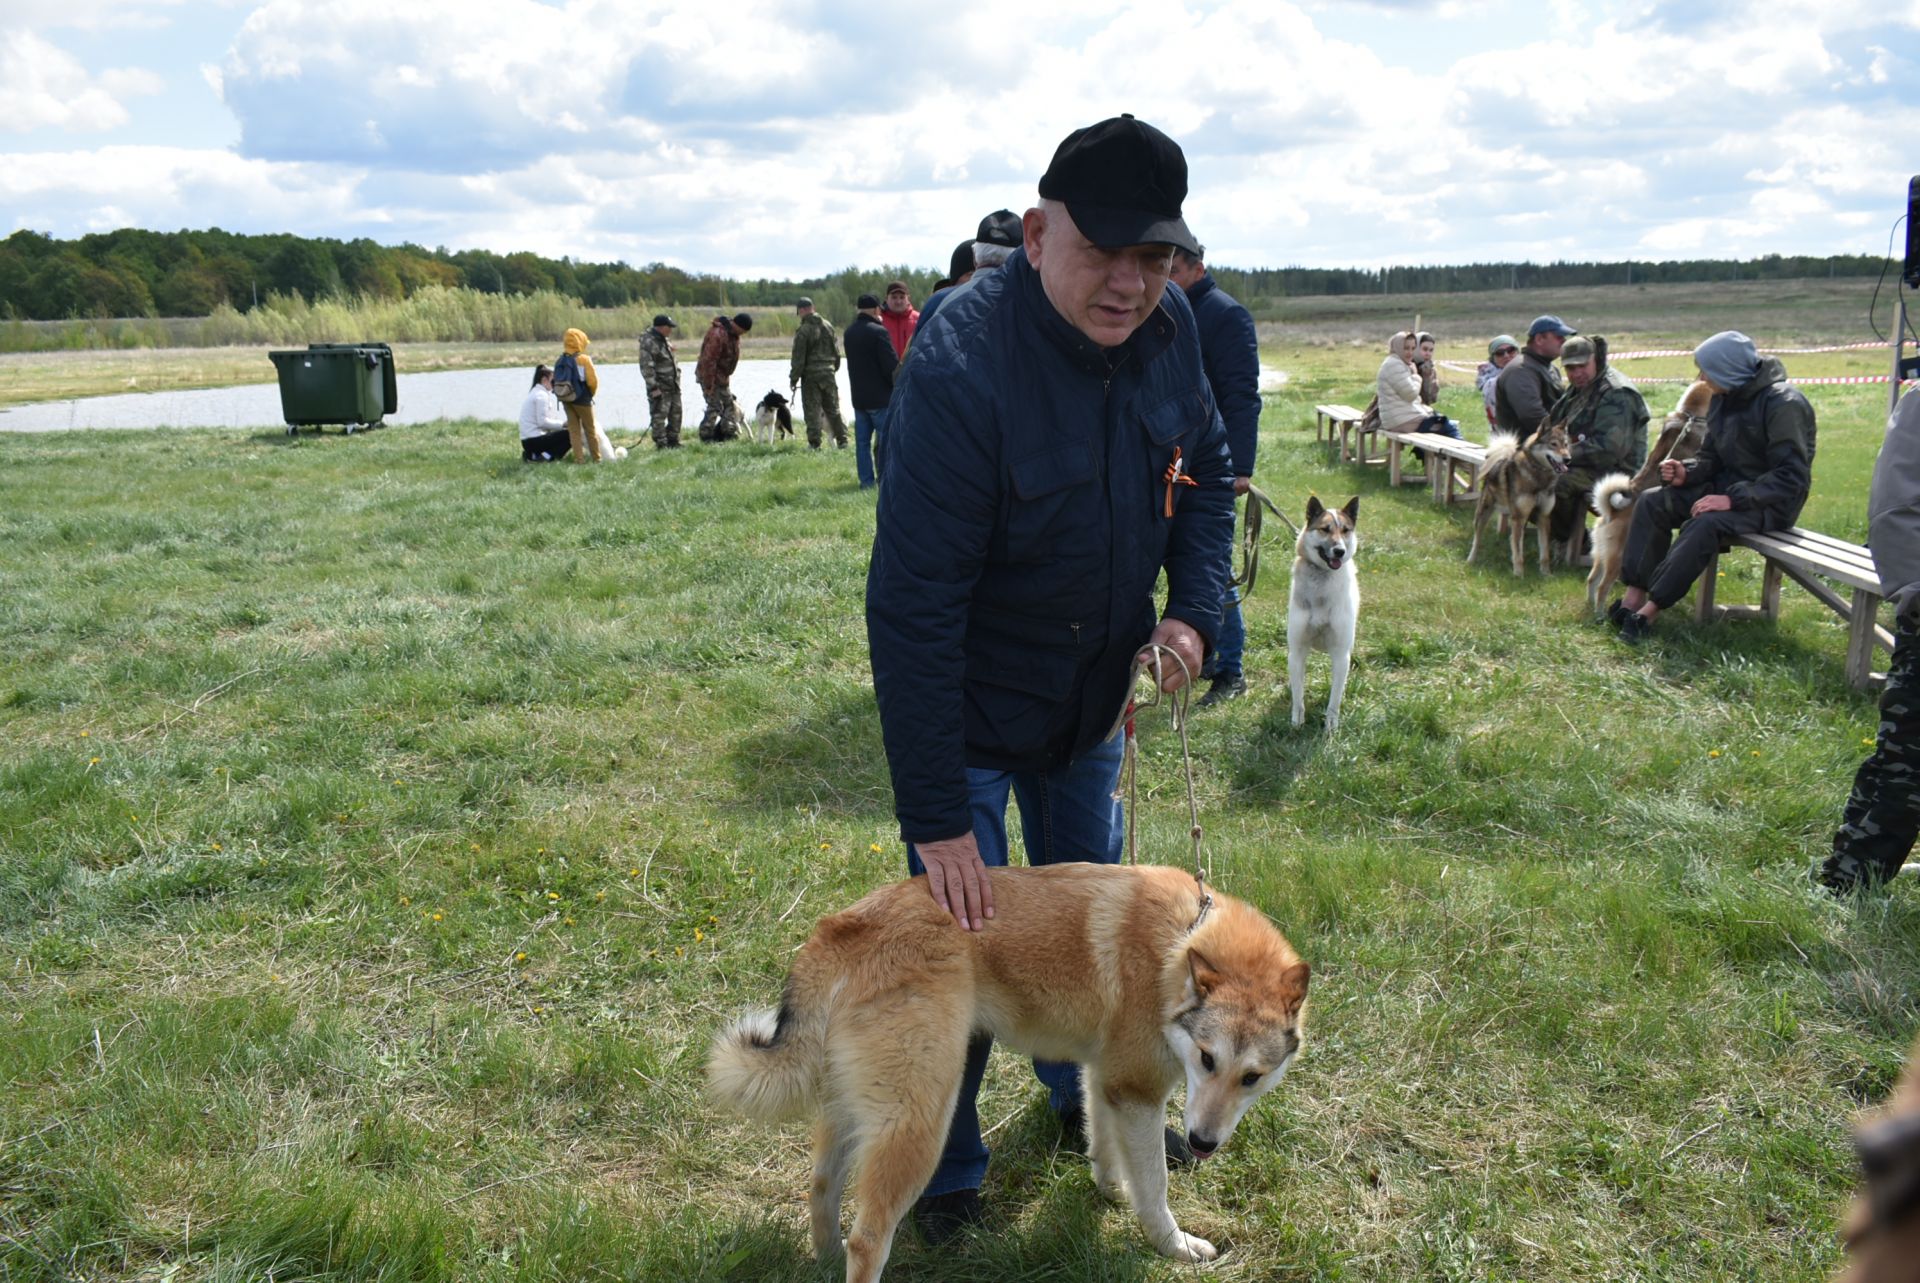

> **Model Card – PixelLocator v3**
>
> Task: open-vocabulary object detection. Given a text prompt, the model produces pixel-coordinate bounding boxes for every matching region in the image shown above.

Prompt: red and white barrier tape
[1437,359,1914,388]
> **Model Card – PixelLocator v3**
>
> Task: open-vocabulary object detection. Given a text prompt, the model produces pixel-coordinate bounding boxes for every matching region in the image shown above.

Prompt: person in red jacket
[695,312,753,442]
[880,281,918,358]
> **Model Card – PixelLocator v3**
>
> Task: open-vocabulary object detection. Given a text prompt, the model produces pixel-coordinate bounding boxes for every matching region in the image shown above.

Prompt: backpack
[553,353,581,404]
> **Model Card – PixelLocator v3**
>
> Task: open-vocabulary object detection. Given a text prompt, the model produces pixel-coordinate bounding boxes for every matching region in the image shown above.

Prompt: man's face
[1024,203,1174,347]
[1533,331,1568,360]
[1169,255,1206,291]
[885,290,910,313]
[1565,361,1595,389]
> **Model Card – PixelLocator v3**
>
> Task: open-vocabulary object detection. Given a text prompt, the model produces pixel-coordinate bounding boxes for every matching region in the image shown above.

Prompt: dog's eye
[1241,1070,1261,1088]
[1199,1051,1215,1073]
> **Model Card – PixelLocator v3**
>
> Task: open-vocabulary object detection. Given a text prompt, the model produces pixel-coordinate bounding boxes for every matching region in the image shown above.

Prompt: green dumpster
[268,342,399,434]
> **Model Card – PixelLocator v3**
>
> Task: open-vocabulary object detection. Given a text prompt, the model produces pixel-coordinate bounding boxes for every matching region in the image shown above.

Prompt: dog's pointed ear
[1341,496,1360,524]
[1187,947,1225,1000]
[1282,960,1310,995]
[1304,494,1325,523]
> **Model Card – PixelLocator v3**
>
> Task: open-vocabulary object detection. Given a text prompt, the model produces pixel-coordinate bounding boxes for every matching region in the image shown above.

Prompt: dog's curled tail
[707,990,824,1123]
[1591,472,1636,515]
[1484,432,1520,468]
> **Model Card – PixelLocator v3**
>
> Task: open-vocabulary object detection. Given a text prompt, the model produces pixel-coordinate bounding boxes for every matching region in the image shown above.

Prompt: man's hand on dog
[1139,619,1206,692]
[918,832,994,931]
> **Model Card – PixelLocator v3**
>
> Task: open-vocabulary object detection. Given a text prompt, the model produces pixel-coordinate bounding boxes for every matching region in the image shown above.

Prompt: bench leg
[1761,559,1782,620]
[1847,589,1883,689]
[1388,438,1403,487]
[1696,546,1720,623]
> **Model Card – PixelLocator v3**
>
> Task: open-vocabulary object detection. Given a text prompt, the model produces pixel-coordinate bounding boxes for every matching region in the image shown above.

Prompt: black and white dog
[753,390,795,443]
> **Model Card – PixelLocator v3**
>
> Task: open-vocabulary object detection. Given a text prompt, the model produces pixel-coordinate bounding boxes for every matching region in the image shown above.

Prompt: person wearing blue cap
[1494,314,1576,439]
[866,113,1232,1244]
[1613,330,1817,643]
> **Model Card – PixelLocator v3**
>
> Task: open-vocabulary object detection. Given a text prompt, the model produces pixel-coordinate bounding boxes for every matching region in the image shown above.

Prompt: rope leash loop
[1109,643,1210,909]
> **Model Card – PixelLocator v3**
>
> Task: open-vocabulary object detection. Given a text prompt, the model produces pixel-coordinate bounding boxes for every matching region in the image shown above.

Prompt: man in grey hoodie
[1614,330,1817,643]
[1819,388,1920,891]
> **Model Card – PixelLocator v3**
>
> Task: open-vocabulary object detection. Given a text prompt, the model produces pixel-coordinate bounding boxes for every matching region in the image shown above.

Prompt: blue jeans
[1418,413,1463,440]
[1214,583,1245,681]
[905,730,1126,1196]
[854,406,888,488]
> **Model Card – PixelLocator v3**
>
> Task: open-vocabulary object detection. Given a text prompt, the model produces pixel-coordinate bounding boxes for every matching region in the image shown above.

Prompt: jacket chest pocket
[999,441,1097,562]
[1141,389,1209,520]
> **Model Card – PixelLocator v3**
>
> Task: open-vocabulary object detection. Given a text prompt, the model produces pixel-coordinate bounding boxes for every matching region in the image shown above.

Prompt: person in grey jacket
[1494,314,1575,438]
[1614,330,1817,643]
[1819,388,1920,891]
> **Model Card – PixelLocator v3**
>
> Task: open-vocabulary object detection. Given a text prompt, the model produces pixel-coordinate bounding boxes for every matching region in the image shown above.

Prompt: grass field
[3,288,1917,1282]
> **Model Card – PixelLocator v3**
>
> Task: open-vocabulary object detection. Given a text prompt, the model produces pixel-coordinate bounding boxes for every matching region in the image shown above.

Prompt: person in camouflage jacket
[1821,389,1920,891]
[639,315,682,448]
[788,298,847,449]
[1545,334,1649,553]
[696,312,752,442]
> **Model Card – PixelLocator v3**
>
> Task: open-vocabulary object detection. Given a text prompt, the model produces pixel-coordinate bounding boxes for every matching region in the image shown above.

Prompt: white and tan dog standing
[1288,495,1360,731]
[708,863,1310,1283]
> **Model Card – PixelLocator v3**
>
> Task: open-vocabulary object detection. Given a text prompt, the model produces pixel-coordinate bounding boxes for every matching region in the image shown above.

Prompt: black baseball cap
[948,240,974,280]
[975,209,1022,247]
[731,312,753,331]
[856,292,881,309]
[1038,114,1197,255]
[652,314,674,328]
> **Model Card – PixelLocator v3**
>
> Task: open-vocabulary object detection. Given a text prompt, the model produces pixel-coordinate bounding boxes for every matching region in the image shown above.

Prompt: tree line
[0,226,1890,323]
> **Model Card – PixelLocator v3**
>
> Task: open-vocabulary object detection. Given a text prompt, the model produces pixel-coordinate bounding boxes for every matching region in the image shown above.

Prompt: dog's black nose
[1187,1130,1217,1155]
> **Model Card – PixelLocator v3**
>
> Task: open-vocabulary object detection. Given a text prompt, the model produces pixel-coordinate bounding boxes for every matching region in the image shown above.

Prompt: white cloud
[1,0,1913,273]
[0,31,165,133]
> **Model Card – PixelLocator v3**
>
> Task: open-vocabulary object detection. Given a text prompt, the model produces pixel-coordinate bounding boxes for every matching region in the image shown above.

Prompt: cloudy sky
[3,0,1916,278]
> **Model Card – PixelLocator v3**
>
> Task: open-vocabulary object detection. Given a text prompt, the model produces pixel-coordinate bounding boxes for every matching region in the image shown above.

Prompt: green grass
[2,324,1916,1282]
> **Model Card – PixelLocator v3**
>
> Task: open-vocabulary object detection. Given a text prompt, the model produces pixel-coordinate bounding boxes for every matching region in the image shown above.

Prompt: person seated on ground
[1477,334,1519,429]
[518,364,570,461]
[1612,330,1817,644]
[1544,335,1649,560]
[1375,329,1462,440]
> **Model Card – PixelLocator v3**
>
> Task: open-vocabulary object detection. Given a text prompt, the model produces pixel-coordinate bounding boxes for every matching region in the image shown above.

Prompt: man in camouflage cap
[696,312,753,442]
[789,298,848,449]
[1544,334,1648,559]
[639,314,682,449]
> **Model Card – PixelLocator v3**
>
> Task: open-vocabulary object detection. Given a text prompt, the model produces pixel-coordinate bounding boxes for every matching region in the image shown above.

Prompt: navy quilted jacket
[866,248,1233,843]
[1183,272,1261,477]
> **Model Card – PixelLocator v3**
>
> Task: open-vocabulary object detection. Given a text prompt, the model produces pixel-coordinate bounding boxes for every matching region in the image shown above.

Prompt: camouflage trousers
[698,380,740,442]
[647,379,682,447]
[799,374,847,448]
[1820,617,1920,890]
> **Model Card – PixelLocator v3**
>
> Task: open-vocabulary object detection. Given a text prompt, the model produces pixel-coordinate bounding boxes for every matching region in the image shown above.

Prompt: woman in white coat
[519,365,571,461]
[1376,330,1462,440]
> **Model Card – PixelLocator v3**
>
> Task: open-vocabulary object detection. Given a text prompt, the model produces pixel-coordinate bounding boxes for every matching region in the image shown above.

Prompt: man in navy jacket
[865,114,1234,1241]
[1170,244,1261,705]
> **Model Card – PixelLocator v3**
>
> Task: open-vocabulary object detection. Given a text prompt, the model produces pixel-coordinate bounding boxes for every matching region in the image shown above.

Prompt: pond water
[0,360,835,434]
[0,358,1289,433]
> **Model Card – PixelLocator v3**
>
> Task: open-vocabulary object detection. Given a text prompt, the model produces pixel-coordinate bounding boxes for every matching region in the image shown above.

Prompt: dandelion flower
[432,912,443,922]
[547,891,559,901]
[707,914,717,924]
[564,916,575,926]
[515,951,527,962]
[399,895,411,906]
[211,842,222,852]
[80,730,88,738]
[1864,737,1876,746]
[89,757,100,766]
[1708,750,1721,759]
[819,841,831,850]
[532,1005,544,1015]
[1750,750,1760,757]
[270,973,281,982]
[870,843,883,854]
[470,843,481,852]
[629,867,639,877]
[675,945,685,958]
[694,928,705,942]
[537,847,546,854]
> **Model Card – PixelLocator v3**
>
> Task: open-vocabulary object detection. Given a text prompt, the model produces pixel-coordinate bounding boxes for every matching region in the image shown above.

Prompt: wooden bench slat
[1769,526,1878,566]
[1736,533,1881,594]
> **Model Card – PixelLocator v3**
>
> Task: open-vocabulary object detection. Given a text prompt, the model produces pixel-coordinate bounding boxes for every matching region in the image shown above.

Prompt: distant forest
[0,226,1890,323]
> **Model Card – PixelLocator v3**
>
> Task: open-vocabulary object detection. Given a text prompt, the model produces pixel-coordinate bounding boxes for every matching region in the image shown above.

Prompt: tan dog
[1289,495,1360,731]
[1585,380,1712,614]
[708,863,1310,1283]
[1468,421,1573,577]
[1838,1030,1920,1282]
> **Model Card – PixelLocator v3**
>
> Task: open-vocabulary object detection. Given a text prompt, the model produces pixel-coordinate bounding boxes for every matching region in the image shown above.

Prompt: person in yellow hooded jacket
[557,327,602,463]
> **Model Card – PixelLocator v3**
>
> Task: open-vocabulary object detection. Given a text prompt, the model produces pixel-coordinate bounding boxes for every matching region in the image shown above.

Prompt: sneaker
[1605,599,1633,627]
[914,1188,984,1245]
[1195,674,1247,708]
[1617,612,1654,645]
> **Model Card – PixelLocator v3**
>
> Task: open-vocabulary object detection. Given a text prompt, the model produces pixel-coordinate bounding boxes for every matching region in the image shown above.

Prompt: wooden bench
[1313,404,1368,463]
[1698,527,1891,689]
[1383,432,1489,505]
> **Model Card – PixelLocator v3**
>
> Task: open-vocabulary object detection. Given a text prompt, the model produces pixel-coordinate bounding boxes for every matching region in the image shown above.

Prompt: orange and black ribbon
[1162,446,1198,517]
